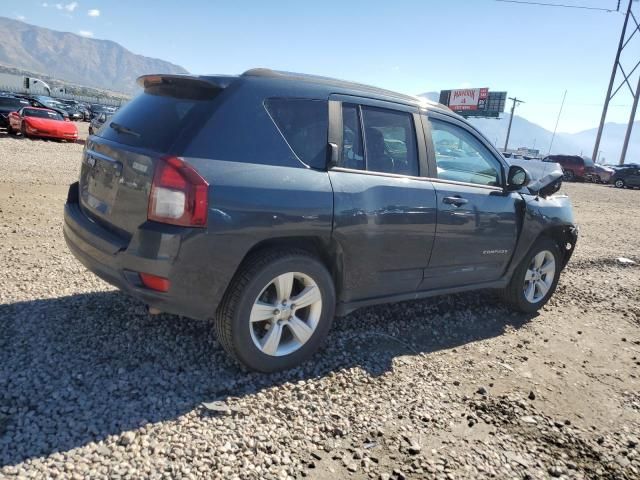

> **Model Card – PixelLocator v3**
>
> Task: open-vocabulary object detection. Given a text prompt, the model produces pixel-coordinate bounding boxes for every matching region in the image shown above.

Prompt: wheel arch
[540,225,577,270]
[222,235,345,304]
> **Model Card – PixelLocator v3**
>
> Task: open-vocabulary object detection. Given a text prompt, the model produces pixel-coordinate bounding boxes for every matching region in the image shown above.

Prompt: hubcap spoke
[288,315,313,344]
[536,280,548,296]
[540,260,555,275]
[524,281,535,302]
[250,301,277,323]
[290,285,321,310]
[533,252,545,269]
[274,273,294,303]
[261,323,283,356]
[524,269,536,281]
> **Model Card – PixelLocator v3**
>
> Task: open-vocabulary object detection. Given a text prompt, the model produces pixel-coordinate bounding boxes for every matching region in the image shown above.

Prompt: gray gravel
[1,128,639,479]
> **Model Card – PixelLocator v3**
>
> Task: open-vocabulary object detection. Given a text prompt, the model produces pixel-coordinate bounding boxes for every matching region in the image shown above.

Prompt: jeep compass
[64,69,577,372]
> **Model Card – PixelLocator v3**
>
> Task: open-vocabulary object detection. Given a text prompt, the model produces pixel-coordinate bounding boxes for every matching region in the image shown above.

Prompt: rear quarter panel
[179,158,334,311]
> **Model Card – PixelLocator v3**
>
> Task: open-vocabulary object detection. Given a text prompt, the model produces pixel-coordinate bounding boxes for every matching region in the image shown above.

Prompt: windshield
[24,109,64,121]
[583,157,595,167]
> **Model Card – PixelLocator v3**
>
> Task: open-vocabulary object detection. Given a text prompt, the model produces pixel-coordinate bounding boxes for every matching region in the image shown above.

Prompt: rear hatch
[79,75,232,238]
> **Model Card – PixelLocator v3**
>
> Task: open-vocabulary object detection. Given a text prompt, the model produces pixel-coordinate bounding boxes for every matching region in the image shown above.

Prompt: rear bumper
[63,182,221,320]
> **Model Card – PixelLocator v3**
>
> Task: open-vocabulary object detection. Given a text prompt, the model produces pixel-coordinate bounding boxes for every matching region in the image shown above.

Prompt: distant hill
[0,17,188,94]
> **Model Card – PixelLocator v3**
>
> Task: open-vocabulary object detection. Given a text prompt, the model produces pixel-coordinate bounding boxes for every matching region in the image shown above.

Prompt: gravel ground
[1,126,639,479]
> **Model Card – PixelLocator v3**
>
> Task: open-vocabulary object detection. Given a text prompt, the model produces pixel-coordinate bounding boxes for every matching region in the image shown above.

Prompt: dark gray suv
[64,69,577,372]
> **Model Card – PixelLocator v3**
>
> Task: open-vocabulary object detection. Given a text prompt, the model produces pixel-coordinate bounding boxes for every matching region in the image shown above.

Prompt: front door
[421,114,519,289]
[329,99,437,302]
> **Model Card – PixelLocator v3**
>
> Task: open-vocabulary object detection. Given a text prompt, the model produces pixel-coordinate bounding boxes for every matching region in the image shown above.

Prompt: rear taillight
[148,156,208,227]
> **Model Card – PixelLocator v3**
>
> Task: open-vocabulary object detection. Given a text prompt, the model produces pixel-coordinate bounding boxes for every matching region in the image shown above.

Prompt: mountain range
[419,92,639,163]
[0,17,188,94]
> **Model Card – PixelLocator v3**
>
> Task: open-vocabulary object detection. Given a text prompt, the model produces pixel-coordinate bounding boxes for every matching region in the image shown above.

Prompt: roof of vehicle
[137,68,451,113]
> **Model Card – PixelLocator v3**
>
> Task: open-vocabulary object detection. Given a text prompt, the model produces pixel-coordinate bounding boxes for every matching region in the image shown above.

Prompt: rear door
[79,77,225,238]
[328,96,437,301]
[421,112,519,289]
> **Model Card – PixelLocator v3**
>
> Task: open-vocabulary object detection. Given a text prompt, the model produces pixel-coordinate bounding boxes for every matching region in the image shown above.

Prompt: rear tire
[6,124,14,135]
[563,170,575,181]
[501,237,561,313]
[214,249,336,372]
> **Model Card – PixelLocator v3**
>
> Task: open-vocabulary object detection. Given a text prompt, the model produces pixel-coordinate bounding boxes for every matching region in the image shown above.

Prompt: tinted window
[361,107,419,176]
[0,98,29,108]
[97,84,221,153]
[23,108,63,121]
[430,119,501,186]
[265,98,328,169]
[340,104,365,170]
[583,157,594,167]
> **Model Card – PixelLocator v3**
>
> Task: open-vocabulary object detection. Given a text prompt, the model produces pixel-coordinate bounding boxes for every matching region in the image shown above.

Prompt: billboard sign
[439,89,506,118]
[448,88,489,111]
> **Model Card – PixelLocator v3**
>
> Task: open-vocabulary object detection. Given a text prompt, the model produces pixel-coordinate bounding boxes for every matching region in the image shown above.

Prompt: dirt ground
[0,124,639,479]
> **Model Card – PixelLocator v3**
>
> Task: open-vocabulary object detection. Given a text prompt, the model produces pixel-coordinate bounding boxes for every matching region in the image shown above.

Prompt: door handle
[443,196,468,207]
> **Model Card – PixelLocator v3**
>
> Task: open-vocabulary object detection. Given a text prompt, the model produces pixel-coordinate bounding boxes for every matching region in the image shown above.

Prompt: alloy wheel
[249,272,322,357]
[523,250,556,304]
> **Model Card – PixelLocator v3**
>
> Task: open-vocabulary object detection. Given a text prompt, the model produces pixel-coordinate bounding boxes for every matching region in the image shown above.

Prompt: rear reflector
[139,273,170,292]
[148,156,208,227]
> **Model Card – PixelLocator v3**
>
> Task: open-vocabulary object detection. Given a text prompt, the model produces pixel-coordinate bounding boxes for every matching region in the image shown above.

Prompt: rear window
[96,84,221,153]
[264,98,328,169]
[0,97,29,108]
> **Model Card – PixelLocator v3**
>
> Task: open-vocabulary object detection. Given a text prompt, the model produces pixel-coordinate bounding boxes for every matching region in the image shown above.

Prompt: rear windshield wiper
[110,122,141,138]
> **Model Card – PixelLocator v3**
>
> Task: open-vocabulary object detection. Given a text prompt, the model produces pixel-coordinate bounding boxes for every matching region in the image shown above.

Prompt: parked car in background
[88,111,113,135]
[64,69,577,372]
[542,155,595,181]
[0,96,31,129]
[611,165,640,188]
[592,164,615,184]
[7,107,78,141]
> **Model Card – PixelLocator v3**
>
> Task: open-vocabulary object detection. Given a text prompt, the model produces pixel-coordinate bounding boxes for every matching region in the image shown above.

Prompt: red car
[7,107,78,141]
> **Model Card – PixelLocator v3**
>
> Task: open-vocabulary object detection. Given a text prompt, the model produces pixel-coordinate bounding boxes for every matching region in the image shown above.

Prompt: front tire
[214,250,336,372]
[563,170,575,181]
[501,237,561,313]
[614,179,625,188]
[20,124,28,139]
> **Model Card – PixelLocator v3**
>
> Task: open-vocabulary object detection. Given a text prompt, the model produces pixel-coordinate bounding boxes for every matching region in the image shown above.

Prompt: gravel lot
[1,125,639,479]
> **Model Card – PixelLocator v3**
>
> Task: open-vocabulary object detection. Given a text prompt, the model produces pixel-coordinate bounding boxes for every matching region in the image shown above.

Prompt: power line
[494,0,619,12]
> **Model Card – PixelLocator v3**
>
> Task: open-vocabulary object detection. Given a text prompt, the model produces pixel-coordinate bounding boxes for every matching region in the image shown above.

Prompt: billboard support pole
[620,72,640,165]
[504,97,524,152]
[591,0,636,165]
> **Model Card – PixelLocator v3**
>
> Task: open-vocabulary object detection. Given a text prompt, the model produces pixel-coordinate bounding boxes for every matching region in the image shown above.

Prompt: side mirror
[507,165,530,190]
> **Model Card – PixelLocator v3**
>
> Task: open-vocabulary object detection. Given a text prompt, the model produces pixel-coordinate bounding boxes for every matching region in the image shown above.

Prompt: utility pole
[548,90,567,155]
[592,0,640,165]
[504,97,524,152]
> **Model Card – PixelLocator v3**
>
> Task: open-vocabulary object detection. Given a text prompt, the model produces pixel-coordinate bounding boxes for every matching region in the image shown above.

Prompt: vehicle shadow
[0,290,535,467]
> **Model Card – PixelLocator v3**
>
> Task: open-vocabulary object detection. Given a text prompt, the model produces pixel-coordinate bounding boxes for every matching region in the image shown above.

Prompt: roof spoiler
[136,74,236,90]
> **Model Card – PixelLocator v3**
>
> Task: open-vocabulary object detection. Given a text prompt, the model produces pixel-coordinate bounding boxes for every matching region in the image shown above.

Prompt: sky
[3,0,639,134]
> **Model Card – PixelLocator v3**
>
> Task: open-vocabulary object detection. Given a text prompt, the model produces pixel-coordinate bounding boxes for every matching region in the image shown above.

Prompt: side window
[361,106,419,176]
[429,119,502,186]
[264,98,328,169]
[340,104,365,170]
